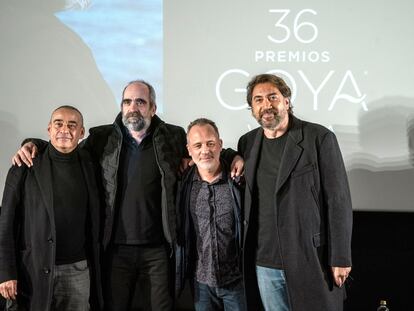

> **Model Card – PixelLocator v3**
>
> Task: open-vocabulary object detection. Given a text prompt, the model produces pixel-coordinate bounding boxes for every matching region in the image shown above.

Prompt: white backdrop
[1,0,413,211]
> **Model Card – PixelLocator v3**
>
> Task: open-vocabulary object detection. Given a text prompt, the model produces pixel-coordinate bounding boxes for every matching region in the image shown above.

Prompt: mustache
[259,108,278,118]
[200,154,214,159]
[56,134,72,139]
[125,111,142,119]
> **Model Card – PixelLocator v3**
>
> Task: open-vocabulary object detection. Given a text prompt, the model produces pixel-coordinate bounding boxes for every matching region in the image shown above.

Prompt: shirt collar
[192,163,229,184]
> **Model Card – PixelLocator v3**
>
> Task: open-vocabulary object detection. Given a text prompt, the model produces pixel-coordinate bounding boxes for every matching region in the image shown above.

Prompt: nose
[60,124,70,132]
[201,144,210,153]
[263,97,273,108]
[132,100,142,108]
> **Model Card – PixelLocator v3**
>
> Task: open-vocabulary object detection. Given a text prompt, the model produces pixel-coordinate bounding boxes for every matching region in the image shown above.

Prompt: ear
[151,104,157,117]
[219,139,223,149]
[47,123,52,138]
[284,98,290,109]
[79,126,85,139]
[186,143,191,157]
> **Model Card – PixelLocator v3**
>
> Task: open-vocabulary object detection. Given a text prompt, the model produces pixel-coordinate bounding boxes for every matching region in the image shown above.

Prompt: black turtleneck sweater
[48,144,88,265]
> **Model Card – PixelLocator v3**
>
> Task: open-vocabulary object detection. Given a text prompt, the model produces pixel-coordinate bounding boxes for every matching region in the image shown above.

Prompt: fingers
[334,274,347,287]
[22,146,34,167]
[0,280,17,300]
[31,146,37,160]
[12,142,37,167]
[230,155,244,178]
[179,158,191,174]
[13,147,34,167]
[9,281,17,300]
[231,165,240,178]
[331,266,351,288]
[12,154,22,166]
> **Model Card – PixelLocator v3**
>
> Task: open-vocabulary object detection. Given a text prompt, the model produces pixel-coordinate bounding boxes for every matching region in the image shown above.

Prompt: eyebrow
[53,119,78,125]
[254,92,277,98]
[122,97,148,103]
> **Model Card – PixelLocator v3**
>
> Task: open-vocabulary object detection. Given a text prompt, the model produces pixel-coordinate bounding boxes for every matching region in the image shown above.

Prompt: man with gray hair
[12,81,243,311]
[13,81,186,310]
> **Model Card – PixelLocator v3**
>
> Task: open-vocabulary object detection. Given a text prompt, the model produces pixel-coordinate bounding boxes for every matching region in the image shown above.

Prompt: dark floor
[1,211,412,310]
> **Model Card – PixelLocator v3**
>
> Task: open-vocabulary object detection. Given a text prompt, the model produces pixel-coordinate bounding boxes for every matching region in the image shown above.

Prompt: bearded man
[238,74,353,311]
[12,80,243,311]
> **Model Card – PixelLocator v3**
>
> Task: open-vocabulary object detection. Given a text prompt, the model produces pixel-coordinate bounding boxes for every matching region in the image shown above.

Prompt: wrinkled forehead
[123,82,150,99]
[50,108,83,125]
[187,124,220,142]
[253,82,281,95]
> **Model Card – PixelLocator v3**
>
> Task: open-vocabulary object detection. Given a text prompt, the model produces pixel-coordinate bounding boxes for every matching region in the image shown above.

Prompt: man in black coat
[238,74,353,311]
[0,106,103,310]
[175,118,246,310]
[12,81,243,311]
[12,81,187,310]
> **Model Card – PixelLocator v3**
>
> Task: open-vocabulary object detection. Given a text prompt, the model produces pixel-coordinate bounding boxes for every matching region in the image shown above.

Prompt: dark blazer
[83,113,188,250]
[175,162,243,297]
[0,145,103,311]
[238,116,353,311]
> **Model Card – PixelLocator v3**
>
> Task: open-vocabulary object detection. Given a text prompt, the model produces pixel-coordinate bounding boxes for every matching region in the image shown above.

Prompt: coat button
[43,268,50,274]
[243,220,248,226]
[48,238,53,244]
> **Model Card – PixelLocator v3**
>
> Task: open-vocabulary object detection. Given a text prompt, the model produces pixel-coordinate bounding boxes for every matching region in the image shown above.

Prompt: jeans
[105,244,172,311]
[51,260,90,311]
[256,266,290,311]
[193,279,247,311]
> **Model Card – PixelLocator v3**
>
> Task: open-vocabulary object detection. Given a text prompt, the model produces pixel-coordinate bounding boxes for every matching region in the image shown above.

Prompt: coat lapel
[33,146,54,224]
[245,128,263,194]
[275,116,304,194]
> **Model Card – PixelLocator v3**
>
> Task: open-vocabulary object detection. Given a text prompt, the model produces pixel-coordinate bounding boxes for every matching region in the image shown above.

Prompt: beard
[196,159,216,171]
[256,108,283,130]
[122,111,149,132]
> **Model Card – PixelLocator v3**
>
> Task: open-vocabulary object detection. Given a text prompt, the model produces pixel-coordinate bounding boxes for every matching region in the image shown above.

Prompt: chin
[197,161,218,171]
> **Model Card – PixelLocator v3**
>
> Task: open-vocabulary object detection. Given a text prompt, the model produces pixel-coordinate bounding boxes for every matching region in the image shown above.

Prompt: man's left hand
[331,266,351,288]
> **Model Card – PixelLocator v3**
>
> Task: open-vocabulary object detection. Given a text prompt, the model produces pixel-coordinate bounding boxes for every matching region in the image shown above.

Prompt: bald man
[0,106,102,311]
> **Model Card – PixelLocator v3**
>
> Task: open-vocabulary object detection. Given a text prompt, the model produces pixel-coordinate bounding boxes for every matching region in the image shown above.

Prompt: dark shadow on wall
[343,97,414,211]
[0,1,118,198]
[341,97,414,309]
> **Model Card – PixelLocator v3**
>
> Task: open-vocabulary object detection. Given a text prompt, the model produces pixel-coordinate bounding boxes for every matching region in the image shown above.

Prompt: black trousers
[104,244,173,311]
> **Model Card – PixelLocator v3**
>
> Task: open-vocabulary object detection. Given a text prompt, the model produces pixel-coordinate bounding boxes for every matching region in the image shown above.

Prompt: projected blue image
[55,0,163,111]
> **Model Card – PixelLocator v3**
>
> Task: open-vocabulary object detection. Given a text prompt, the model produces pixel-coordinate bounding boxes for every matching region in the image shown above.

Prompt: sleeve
[80,129,107,164]
[177,127,189,159]
[220,148,238,164]
[0,166,26,283]
[80,132,97,160]
[237,134,247,156]
[318,132,353,267]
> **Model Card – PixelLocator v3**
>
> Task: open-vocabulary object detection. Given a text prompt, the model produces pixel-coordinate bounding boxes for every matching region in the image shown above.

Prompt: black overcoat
[0,146,103,310]
[238,116,352,311]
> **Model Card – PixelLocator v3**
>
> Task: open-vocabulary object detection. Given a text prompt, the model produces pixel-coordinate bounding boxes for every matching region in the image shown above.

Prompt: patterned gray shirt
[190,170,242,287]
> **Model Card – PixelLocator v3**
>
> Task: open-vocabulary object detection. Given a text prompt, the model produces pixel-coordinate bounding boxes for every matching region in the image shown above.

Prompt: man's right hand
[12,142,38,167]
[0,280,17,300]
